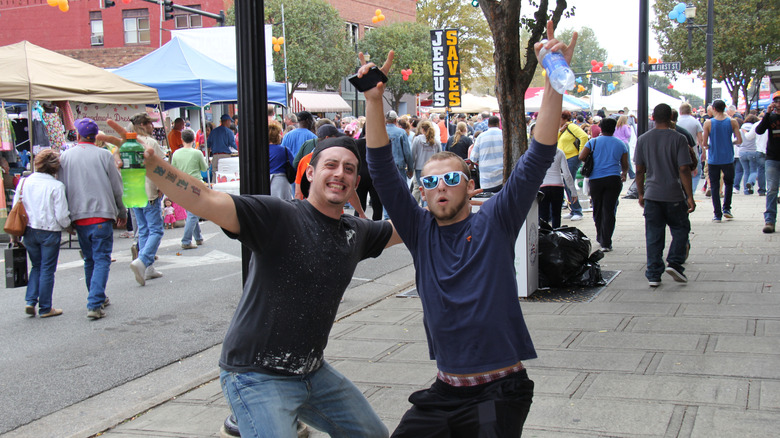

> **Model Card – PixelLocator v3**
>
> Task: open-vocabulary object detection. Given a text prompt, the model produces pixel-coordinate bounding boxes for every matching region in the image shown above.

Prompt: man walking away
[171,129,208,249]
[755,91,780,233]
[634,104,695,287]
[58,119,126,319]
[469,116,504,193]
[702,99,742,222]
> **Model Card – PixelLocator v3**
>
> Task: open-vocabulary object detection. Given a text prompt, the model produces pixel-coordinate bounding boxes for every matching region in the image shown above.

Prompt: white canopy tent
[524,91,588,112]
[428,93,500,114]
[594,84,684,113]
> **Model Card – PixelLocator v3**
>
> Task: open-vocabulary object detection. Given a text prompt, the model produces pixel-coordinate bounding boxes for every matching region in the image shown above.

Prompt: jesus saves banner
[430,29,461,108]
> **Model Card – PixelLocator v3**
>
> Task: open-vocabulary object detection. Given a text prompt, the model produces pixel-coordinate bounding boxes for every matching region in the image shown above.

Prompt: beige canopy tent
[0,41,159,104]
[428,93,500,114]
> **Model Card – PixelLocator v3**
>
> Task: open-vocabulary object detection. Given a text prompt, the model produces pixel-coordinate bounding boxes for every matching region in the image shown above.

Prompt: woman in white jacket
[15,149,71,318]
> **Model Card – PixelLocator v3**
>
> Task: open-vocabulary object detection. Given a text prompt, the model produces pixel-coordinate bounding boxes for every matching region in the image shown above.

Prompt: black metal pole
[235,1,270,282]
[637,0,649,135]
[705,0,714,105]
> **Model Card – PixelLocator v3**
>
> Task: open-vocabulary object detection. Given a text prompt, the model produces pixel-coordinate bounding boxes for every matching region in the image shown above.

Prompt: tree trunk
[479,0,568,182]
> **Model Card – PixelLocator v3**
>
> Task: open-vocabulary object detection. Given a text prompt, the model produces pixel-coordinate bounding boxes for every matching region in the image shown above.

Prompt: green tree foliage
[227,0,353,94]
[652,0,780,108]
[356,22,433,112]
[557,26,609,97]
[416,0,495,91]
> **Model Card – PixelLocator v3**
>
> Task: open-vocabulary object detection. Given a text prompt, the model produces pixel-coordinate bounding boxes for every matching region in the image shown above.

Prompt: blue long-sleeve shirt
[367,139,555,374]
[386,124,413,175]
[208,125,236,154]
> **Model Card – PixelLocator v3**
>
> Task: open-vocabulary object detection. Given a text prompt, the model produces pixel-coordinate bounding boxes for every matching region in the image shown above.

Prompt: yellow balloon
[375,9,382,16]
[58,1,69,12]
[47,0,58,6]
[541,70,546,77]
[378,14,385,21]
[277,37,284,45]
[273,44,281,52]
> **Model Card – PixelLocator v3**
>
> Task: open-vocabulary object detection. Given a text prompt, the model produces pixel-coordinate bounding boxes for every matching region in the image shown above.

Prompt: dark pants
[643,199,690,281]
[589,175,623,248]
[355,175,383,221]
[539,186,565,228]
[392,370,534,438]
[707,162,734,219]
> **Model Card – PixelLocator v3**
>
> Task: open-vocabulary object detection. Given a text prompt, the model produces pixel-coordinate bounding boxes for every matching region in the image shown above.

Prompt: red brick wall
[324,0,416,37]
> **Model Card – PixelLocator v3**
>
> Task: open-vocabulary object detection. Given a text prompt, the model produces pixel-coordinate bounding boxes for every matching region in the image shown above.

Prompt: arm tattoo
[153,166,165,177]
[176,179,189,191]
[165,171,177,183]
[190,186,201,196]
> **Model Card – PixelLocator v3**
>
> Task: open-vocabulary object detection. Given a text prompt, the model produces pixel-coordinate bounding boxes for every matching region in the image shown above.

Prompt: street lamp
[669,1,714,105]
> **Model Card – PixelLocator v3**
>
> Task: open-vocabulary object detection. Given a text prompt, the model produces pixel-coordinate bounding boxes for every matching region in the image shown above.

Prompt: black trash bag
[565,250,606,287]
[537,226,592,287]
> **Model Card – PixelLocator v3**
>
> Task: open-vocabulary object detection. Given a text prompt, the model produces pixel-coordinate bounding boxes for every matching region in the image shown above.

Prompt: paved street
[5,191,780,437]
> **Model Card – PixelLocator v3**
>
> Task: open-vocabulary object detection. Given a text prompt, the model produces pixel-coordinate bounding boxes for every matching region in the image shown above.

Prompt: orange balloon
[378,14,385,21]
[58,1,69,12]
[277,37,284,45]
[372,16,379,23]
[271,37,278,45]
[375,9,382,16]
[273,44,281,52]
[47,0,58,6]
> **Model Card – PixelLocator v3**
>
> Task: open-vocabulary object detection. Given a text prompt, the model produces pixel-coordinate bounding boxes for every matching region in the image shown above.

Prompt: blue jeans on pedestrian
[181,210,203,245]
[75,221,114,310]
[690,152,703,194]
[733,158,743,191]
[707,162,734,219]
[739,150,759,193]
[220,362,388,438]
[765,159,780,225]
[643,199,690,281]
[24,228,62,314]
[564,155,583,216]
[133,197,164,268]
[757,152,767,195]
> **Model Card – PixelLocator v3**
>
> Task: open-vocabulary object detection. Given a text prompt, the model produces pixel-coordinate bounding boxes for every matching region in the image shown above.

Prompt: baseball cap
[385,110,398,121]
[773,91,780,100]
[311,136,361,173]
[75,118,99,138]
[220,114,232,122]
[316,124,343,139]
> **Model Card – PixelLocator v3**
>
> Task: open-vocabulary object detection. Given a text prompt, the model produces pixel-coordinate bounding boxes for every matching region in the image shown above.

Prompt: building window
[123,9,150,45]
[175,5,203,29]
[345,22,358,46]
[363,25,374,34]
[90,11,103,46]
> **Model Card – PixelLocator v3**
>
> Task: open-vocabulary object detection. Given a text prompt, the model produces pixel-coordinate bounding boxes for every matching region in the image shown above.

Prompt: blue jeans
[739,150,759,193]
[24,228,62,314]
[757,152,767,195]
[564,155,583,215]
[220,362,388,438]
[643,199,690,281]
[707,162,734,219]
[133,197,164,267]
[75,221,114,310]
[181,210,203,245]
[765,159,780,225]
[733,158,743,191]
[690,152,703,194]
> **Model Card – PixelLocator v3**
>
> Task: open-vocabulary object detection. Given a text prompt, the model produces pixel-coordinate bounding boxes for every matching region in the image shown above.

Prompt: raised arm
[532,21,577,146]
[360,51,394,150]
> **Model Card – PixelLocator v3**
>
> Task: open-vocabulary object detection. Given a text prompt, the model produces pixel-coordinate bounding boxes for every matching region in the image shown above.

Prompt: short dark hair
[712,99,726,113]
[599,117,617,136]
[181,129,195,143]
[561,110,572,121]
[671,109,679,122]
[653,104,673,124]
[488,116,500,127]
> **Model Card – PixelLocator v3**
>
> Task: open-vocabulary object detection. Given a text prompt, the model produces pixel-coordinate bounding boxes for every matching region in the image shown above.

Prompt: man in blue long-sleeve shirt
[362,21,577,437]
[208,114,236,173]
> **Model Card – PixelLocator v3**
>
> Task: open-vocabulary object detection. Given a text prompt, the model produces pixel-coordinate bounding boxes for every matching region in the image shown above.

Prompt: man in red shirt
[167,118,185,159]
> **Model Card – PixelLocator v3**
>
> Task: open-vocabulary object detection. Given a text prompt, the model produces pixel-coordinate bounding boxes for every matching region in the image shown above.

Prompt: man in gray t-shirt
[635,104,695,287]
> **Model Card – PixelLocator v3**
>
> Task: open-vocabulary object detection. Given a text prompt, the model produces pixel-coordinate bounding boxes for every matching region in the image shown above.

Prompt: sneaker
[181,242,198,249]
[705,189,711,197]
[39,308,63,318]
[763,223,775,234]
[102,297,111,309]
[25,305,36,317]
[712,217,722,223]
[601,246,613,252]
[732,188,739,194]
[746,183,753,194]
[145,265,163,280]
[562,213,573,219]
[131,243,138,260]
[87,308,106,320]
[130,258,146,286]
[570,214,583,221]
[723,210,733,219]
[665,266,688,283]
[195,239,204,246]
[648,279,661,287]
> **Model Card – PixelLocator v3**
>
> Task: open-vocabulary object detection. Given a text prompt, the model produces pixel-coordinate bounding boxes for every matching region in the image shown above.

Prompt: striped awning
[290,91,352,113]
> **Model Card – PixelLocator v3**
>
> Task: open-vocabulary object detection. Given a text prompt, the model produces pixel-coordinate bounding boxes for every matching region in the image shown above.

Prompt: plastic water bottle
[119,132,147,208]
[539,42,575,94]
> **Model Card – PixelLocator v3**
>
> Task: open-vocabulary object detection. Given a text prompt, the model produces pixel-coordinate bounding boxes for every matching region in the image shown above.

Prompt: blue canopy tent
[114,37,286,110]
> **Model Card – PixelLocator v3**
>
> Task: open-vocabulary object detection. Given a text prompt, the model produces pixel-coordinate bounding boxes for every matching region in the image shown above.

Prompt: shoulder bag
[4,178,28,237]
[580,138,595,178]
[283,160,296,184]
[565,124,581,150]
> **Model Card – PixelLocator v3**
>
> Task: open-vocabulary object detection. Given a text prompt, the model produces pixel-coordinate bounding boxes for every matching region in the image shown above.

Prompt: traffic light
[163,0,174,21]
[104,0,116,7]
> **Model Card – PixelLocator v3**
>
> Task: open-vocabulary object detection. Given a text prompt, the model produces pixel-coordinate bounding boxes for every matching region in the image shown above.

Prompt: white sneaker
[562,213,573,219]
[145,265,163,280]
[130,259,146,286]
[570,214,583,221]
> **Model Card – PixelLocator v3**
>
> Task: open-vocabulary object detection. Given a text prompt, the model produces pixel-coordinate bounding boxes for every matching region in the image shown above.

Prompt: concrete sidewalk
[16,191,780,437]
